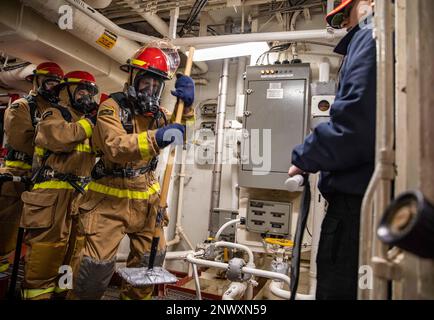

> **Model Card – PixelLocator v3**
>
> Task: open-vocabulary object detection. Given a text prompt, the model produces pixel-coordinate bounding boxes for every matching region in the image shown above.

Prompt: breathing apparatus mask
[67,83,98,115]
[36,75,61,104]
[127,70,165,117]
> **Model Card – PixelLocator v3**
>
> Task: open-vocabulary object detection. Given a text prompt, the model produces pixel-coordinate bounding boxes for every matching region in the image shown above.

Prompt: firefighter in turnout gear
[0,62,64,276]
[69,46,195,300]
[20,71,99,300]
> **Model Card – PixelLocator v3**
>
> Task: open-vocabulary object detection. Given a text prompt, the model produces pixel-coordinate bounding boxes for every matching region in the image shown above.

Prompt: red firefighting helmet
[59,70,99,95]
[25,62,64,82]
[121,46,180,81]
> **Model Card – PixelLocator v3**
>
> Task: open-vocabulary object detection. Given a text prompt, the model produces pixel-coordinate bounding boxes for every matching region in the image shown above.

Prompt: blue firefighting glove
[155,123,185,149]
[171,74,195,107]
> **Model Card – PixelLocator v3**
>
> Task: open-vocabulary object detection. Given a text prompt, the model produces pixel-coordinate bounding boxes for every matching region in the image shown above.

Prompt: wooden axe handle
[159,47,195,208]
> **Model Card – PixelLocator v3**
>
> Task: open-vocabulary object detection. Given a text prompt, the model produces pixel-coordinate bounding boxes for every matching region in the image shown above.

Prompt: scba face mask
[128,71,165,116]
[37,77,61,104]
[69,83,98,115]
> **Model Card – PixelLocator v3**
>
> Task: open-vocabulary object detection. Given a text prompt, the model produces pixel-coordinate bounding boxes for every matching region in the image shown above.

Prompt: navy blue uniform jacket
[292,25,377,196]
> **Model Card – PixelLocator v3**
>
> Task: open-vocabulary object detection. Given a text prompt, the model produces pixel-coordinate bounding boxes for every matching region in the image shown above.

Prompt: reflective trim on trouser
[73,256,115,300]
[22,287,55,300]
[88,181,160,200]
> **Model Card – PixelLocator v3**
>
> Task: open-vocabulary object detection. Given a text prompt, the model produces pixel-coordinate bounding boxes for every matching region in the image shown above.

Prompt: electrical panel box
[246,199,292,237]
[210,208,239,241]
[239,64,311,191]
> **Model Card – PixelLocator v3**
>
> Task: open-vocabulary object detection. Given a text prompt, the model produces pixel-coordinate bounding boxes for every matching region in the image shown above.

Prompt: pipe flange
[227,258,250,282]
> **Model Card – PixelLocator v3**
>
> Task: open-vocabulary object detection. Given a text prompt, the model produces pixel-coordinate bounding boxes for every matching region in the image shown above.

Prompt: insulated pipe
[186,253,313,300]
[215,219,241,241]
[0,1,126,91]
[209,59,229,233]
[123,0,170,36]
[64,0,208,74]
[86,0,112,8]
[214,241,254,267]
[222,282,247,300]
[23,0,143,65]
[173,29,347,46]
[0,64,35,85]
[63,0,156,44]
[192,263,202,300]
[269,280,314,300]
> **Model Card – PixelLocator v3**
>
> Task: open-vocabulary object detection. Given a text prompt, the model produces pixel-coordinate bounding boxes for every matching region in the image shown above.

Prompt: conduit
[209,58,229,233]
[359,0,395,300]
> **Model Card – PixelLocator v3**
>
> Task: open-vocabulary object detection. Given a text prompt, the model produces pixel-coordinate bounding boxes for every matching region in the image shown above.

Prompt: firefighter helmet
[25,62,64,82]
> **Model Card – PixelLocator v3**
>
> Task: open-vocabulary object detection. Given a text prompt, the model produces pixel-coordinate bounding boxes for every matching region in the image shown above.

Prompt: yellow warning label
[96,29,117,50]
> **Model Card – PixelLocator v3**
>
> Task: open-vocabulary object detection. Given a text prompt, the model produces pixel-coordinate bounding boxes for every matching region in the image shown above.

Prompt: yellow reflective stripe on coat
[77,119,93,138]
[137,131,151,160]
[22,287,55,300]
[35,146,46,157]
[33,181,90,191]
[88,181,160,200]
[74,143,92,153]
[5,160,32,170]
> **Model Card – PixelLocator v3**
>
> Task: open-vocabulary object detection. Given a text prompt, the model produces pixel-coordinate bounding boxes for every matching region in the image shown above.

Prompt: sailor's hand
[288,165,304,177]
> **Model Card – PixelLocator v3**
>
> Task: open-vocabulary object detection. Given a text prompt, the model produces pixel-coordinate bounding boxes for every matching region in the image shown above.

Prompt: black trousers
[316,193,363,300]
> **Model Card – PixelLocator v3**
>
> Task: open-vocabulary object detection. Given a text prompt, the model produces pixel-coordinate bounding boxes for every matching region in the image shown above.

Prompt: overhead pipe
[173,29,346,46]
[22,0,144,65]
[209,59,229,234]
[85,0,112,8]
[63,0,156,44]
[123,0,170,36]
[0,1,126,91]
[65,0,208,74]
[0,64,35,87]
